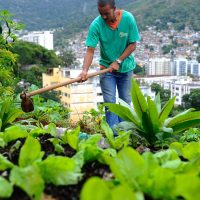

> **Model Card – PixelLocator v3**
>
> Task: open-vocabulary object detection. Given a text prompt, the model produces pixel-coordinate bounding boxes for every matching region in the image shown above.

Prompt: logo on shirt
[119,32,128,37]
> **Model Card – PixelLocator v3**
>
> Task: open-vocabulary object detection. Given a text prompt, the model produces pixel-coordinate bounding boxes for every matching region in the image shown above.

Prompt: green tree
[151,83,162,94]
[162,44,175,54]
[12,41,61,68]
[0,10,24,99]
[59,48,76,67]
[182,94,191,109]
[182,89,200,110]
[151,83,170,104]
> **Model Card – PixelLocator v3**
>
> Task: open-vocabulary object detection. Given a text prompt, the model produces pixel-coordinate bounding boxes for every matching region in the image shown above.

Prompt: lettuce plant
[105,79,200,146]
[81,177,139,200]
[107,147,200,200]
[0,136,83,200]
[101,121,131,150]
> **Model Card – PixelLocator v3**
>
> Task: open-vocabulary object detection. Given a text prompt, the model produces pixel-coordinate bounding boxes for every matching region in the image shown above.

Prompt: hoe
[20,68,110,112]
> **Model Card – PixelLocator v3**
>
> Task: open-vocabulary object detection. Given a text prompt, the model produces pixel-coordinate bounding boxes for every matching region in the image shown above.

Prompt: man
[79,0,140,129]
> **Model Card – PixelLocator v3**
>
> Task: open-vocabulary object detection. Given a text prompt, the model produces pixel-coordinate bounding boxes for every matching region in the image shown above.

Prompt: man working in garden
[79,0,140,130]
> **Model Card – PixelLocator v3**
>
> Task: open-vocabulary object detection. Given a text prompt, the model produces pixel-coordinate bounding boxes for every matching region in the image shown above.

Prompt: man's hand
[78,69,88,82]
[109,61,120,72]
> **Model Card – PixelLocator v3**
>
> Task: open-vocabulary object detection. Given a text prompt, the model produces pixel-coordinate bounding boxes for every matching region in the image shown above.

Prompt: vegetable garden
[0,79,200,200]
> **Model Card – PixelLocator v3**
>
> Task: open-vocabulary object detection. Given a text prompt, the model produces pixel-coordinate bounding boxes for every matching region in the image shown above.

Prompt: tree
[162,44,174,54]
[11,41,61,69]
[0,10,23,99]
[182,94,191,109]
[151,83,162,94]
[182,89,200,110]
[151,83,170,104]
[59,48,77,67]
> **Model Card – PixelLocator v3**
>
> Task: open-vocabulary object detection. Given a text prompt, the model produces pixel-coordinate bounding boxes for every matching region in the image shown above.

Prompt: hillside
[0,0,199,45]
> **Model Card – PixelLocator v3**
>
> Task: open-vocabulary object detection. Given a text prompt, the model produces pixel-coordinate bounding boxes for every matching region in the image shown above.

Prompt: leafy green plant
[0,136,83,199]
[78,104,105,134]
[0,100,24,131]
[106,146,200,200]
[179,128,200,143]
[81,177,139,200]
[0,10,24,99]
[101,121,131,150]
[105,79,200,146]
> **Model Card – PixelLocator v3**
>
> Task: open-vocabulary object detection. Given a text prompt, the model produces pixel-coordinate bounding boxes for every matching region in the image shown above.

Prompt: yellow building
[42,67,103,121]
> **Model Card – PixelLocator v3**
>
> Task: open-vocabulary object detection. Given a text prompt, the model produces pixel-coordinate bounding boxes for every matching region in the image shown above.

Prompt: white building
[135,75,200,105]
[20,31,53,50]
[173,58,200,76]
[170,77,200,105]
[146,58,172,76]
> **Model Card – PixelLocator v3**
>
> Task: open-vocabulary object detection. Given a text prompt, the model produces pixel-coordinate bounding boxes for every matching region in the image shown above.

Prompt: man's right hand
[78,69,88,82]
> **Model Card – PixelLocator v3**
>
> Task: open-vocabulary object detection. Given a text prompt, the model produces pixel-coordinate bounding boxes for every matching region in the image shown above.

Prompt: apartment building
[173,58,200,76]
[136,75,200,105]
[146,58,172,75]
[170,77,200,105]
[42,67,103,121]
[20,31,53,50]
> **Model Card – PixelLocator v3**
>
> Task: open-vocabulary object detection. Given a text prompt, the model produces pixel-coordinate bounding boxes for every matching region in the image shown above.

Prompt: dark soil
[0,134,111,200]
[38,134,76,159]
[0,138,26,165]
[6,187,31,200]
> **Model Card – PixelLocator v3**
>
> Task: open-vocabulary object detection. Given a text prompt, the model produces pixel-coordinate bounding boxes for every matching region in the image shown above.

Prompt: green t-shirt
[85,10,140,73]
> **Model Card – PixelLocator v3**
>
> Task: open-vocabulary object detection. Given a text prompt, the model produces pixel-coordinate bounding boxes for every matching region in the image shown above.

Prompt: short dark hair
[97,0,115,8]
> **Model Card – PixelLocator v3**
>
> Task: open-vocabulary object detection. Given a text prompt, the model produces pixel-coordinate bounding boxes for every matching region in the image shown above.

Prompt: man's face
[98,4,116,23]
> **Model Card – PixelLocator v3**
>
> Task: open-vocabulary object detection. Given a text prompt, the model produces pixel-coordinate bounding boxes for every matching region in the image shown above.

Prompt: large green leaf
[3,125,28,143]
[149,168,175,199]
[147,97,160,133]
[141,112,156,144]
[154,93,161,113]
[131,79,148,121]
[168,119,200,134]
[118,98,139,121]
[64,126,80,150]
[182,142,200,160]
[109,147,146,189]
[111,185,137,200]
[38,156,81,185]
[174,173,200,200]
[104,103,141,129]
[159,96,176,125]
[166,109,198,127]
[80,177,111,200]
[0,177,13,198]
[19,136,43,167]
[10,165,44,200]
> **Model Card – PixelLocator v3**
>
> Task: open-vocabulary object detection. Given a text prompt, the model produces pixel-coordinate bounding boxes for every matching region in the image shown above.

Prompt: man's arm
[110,42,137,71]
[79,47,95,81]
[118,42,136,61]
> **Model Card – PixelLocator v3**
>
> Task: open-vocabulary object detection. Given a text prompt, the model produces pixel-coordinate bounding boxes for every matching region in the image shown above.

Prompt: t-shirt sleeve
[128,14,141,43]
[85,21,99,48]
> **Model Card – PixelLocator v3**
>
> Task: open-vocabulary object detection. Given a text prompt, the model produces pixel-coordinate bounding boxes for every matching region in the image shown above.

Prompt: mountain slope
[0,0,199,42]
